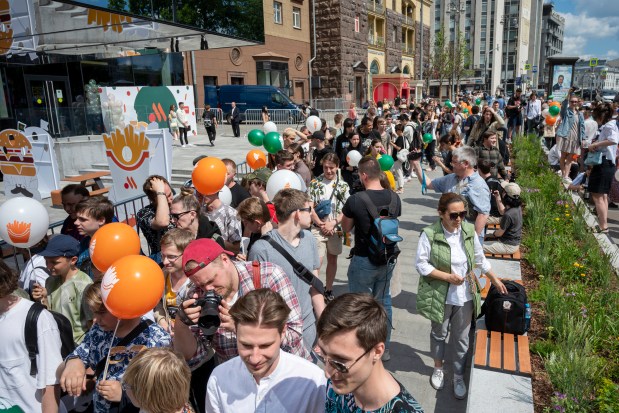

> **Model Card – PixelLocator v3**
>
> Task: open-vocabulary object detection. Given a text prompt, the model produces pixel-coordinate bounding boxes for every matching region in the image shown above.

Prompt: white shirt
[415,224,491,306]
[176,107,188,126]
[206,350,326,413]
[0,298,63,412]
[526,99,541,119]
[583,117,598,148]
[18,254,49,294]
[595,120,619,164]
[548,145,560,166]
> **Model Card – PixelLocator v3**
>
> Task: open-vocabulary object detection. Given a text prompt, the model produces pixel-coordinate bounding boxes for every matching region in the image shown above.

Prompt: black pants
[231,120,240,137]
[179,127,189,145]
[190,356,216,413]
[424,140,436,169]
[207,126,216,143]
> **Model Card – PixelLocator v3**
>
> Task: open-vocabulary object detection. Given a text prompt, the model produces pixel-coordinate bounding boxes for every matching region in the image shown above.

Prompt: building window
[355,15,360,32]
[203,76,218,86]
[257,61,290,94]
[370,60,380,74]
[274,1,282,24]
[231,76,245,85]
[292,7,301,28]
[403,65,410,74]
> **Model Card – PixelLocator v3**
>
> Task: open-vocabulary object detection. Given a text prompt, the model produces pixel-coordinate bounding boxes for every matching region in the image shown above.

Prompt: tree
[428,27,450,100]
[451,33,473,99]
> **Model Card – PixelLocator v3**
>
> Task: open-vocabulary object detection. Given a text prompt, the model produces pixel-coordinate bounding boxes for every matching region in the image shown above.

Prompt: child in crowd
[60,184,90,242]
[74,196,115,279]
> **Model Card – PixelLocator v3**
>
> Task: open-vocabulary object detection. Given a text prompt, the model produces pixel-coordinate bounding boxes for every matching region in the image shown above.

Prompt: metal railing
[243,109,305,125]
[312,98,352,111]
[196,108,224,125]
[368,33,385,48]
[401,44,414,55]
[402,15,414,27]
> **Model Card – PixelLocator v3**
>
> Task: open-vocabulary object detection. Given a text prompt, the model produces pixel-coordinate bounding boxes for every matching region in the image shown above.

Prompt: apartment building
[538,2,564,88]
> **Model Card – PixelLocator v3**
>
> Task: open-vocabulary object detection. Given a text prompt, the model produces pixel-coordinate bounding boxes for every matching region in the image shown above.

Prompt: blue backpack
[358,191,402,266]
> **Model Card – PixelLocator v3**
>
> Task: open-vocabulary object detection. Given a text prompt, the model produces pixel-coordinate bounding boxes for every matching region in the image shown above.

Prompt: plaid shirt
[475,145,507,180]
[185,261,309,368]
[206,204,242,244]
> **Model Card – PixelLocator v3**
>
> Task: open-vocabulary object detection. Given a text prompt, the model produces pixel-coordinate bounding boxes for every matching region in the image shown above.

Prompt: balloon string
[102,319,121,381]
[421,169,427,195]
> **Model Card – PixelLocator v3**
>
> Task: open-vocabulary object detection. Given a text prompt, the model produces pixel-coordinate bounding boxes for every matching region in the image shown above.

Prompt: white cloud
[573,0,619,19]
[562,35,587,56]
[560,13,619,39]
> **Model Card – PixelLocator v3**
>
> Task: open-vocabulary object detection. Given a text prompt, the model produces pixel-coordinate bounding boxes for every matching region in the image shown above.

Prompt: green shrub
[596,378,619,413]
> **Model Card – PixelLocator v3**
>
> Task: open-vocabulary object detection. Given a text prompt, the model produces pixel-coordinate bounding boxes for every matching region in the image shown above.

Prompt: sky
[551,0,619,61]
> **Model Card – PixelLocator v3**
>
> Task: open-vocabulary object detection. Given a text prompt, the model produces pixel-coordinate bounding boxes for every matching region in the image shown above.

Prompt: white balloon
[306,116,321,133]
[542,108,550,118]
[263,121,277,134]
[219,185,232,206]
[266,170,303,201]
[615,169,619,182]
[0,197,49,248]
[346,150,363,167]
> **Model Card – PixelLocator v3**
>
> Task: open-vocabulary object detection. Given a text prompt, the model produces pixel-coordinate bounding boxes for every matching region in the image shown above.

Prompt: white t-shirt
[0,298,63,412]
[18,254,49,294]
[206,350,326,413]
[584,117,598,147]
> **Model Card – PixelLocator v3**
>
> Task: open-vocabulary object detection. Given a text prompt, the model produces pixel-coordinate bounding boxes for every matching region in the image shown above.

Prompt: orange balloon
[246,149,267,169]
[545,116,557,126]
[101,255,164,319]
[549,101,561,108]
[90,223,141,272]
[192,157,227,195]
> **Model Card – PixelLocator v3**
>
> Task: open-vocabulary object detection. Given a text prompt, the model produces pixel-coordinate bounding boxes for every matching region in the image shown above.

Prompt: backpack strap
[93,319,153,379]
[251,261,262,289]
[260,235,325,294]
[357,191,379,220]
[25,302,45,377]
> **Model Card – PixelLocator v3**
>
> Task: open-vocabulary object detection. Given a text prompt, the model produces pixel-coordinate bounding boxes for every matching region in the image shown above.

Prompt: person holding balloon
[59,279,171,413]
[554,90,584,183]
[341,133,363,192]
[390,124,407,193]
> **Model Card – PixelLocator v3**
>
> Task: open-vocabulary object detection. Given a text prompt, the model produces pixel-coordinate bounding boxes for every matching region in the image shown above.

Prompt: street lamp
[446,0,466,100]
[500,14,519,95]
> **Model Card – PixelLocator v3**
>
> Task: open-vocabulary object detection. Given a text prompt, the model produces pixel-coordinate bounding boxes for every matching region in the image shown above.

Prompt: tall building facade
[312,0,431,105]
[431,0,543,96]
[538,2,564,88]
[188,0,311,107]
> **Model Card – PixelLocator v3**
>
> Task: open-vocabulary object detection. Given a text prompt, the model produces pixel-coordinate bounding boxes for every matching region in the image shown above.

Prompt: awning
[1,0,261,60]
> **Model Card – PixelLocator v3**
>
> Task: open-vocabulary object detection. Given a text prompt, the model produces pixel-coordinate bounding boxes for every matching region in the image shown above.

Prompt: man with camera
[173,238,308,364]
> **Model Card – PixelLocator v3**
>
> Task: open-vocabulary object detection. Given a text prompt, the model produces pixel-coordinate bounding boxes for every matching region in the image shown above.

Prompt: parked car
[204,85,303,124]
[602,89,617,103]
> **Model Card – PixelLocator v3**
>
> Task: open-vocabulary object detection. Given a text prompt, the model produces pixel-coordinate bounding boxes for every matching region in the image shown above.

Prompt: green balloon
[463,108,469,113]
[378,155,394,171]
[549,105,560,116]
[422,133,433,144]
[475,98,481,105]
[444,100,453,108]
[248,129,265,146]
[263,132,283,154]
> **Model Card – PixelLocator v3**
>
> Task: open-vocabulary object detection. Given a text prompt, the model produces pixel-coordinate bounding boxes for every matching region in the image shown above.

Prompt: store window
[274,1,282,24]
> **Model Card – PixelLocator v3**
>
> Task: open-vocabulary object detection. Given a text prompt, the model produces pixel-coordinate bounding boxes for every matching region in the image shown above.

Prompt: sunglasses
[448,211,467,220]
[294,206,312,214]
[570,100,579,104]
[315,348,371,374]
[170,210,195,221]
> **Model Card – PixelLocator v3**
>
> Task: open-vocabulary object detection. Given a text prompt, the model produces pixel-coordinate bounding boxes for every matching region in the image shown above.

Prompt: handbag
[584,151,603,166]
[314,174,339,219]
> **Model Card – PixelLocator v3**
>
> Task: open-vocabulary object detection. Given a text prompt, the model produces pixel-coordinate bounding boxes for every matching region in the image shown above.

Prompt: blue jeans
[347,255,394,347]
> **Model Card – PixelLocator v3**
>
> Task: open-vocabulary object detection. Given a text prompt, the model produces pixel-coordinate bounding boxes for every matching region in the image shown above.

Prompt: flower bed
[513,135,619,413]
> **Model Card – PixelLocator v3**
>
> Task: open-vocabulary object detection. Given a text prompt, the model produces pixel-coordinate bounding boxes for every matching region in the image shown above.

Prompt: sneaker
[430,368,444,390]
[412,172,418,178]
[562,177,572,184]
[188,143,196,147]
[381,349,391,362]
[323,290,335,303]
[453,376,467,399]
[181,144,186,148]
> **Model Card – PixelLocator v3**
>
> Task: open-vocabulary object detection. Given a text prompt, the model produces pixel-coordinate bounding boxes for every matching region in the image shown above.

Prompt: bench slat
[489,331,502,369]
[517,335,531,374]
[503,333,516,371]
[474,329,488,367]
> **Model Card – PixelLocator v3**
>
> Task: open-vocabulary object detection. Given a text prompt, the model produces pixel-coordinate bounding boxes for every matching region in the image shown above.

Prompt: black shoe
[609,202,618,209]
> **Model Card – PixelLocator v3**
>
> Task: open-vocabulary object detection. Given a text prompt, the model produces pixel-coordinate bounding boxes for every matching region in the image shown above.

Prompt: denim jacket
[556,98,585,142]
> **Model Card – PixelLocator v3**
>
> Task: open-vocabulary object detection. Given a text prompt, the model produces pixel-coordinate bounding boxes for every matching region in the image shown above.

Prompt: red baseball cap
[182,238,234,276]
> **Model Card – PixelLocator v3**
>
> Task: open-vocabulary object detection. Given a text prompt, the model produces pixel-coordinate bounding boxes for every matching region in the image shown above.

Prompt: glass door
[25,76,73,137]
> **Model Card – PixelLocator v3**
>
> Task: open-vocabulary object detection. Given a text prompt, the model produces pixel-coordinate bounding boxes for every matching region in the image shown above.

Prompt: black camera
[192,290,223,336]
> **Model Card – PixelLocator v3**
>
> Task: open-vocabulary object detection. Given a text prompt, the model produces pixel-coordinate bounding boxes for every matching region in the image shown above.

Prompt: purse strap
[251,261,261,289]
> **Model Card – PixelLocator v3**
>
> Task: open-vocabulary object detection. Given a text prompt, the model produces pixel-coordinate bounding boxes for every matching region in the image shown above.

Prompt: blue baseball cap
[38,234,80,258]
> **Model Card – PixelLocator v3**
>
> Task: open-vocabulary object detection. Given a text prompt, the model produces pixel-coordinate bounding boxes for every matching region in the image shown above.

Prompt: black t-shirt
[392,135,405,161]
[335,134,350,163]
[485,176,501,217]
[506,96,522,118]
[499,207,522,246]
[441,150,453,176]
[312,147,334,177]
[356,126,380,150]
[229,183,251,208]
[342,189,402,257]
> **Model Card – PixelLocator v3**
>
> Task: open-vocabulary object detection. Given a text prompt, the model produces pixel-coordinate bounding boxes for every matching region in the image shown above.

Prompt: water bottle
[525,303,531,332]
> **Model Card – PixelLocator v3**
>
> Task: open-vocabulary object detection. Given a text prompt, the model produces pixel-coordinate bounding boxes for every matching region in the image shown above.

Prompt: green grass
[513,135,619,412]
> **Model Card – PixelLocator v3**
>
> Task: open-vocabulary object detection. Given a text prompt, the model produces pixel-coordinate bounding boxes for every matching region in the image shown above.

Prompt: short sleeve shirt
[136,204,175,254]
[309,175,350,221]
[342,189,402,257]
[207,204,242,244]
[431,172,491,216]
[499,207,523,246]
[325,379,424,413]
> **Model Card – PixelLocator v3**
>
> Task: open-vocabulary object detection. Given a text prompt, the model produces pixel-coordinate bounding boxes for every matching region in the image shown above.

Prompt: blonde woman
[169,105,179,141]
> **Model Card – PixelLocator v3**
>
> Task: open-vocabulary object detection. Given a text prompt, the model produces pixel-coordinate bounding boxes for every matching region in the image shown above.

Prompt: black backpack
[481,281,528,335]
[26,302,76,376]
[358,191,402,266]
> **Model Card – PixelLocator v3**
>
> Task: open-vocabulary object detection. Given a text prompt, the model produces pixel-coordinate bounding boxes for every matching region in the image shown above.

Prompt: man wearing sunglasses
[206,289,326,412]
[173,238,309,378]
[410,146,490,243]
[317,293,424,412]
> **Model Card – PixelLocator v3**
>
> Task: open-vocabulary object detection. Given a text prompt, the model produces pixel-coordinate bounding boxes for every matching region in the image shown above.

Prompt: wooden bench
[474,328,531,377]
[52,171,112,206]
[485,248,521,260]
[486,222,501,230]
[51,186,110,206]
[479,277,523,299]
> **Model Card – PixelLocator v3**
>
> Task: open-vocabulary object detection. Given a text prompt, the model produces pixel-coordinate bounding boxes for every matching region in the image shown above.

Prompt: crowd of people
[3,89,567,413]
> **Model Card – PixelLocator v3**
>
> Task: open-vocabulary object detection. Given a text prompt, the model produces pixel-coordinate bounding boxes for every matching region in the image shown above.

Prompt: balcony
[368,0,384,15]
[402,14,414,27]
[368,33,385,48]
[401,44,414,55]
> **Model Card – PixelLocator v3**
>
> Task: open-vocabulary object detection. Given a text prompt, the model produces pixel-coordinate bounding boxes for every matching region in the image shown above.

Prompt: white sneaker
[181,144,186,148]
[188,143,196,147]
[453,375,467,399]
[412,172,418,178]
[381,349,391,362]
[430,368,444,390]
[562,177,572,184]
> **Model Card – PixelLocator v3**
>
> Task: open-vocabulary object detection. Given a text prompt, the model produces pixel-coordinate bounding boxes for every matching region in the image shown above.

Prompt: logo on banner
[103,124,151,202]
[0,0,13,55]
[0,129,41,199]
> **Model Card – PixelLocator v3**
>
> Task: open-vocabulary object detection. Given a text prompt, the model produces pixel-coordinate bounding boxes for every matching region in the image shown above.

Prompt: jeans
[179,127,189,145]
[347,255,395,347]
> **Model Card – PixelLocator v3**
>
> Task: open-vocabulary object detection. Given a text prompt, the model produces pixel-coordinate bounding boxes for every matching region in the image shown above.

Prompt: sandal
[593,225,609,234]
